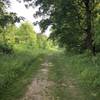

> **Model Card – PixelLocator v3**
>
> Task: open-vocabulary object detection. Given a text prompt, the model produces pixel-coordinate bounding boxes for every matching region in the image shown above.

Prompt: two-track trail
[21,54,54,100]
[20,54,86,100]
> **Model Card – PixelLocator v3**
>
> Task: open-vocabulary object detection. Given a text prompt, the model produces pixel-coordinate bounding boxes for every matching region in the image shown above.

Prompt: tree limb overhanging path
[21,54,86,100]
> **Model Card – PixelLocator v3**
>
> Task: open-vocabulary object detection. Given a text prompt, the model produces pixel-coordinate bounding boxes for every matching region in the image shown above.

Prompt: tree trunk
[83,0,96,55]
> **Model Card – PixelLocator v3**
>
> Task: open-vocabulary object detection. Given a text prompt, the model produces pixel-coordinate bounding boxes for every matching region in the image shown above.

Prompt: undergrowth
[0,45,47,100]
[49,52,100,100]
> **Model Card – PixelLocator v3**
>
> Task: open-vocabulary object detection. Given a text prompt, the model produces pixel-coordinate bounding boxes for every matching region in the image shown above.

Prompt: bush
[80,68,100,88]
[0,42,13,54]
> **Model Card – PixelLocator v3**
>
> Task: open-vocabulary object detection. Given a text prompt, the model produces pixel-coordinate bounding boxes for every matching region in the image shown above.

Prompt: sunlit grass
[0,44,48,100]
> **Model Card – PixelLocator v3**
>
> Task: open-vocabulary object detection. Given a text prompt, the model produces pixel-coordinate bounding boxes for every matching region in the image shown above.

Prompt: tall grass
[48,52,100,100]
[0,45,47,100]
[66,53,100,100]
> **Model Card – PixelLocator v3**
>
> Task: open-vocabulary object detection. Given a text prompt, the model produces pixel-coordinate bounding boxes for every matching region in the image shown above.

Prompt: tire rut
[21,56,54,100]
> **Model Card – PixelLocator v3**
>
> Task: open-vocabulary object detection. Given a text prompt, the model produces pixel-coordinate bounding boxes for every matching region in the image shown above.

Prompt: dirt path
[21,54,86,100]
[21,56,54,100]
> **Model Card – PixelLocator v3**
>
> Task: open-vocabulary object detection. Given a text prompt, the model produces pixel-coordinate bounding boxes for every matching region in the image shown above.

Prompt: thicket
[0,21,54,54]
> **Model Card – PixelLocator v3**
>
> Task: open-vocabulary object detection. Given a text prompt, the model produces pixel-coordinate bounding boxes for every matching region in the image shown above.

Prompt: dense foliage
[0,0,54,53]
[0,0,100,100]
[24,0,100,55]
[0,0,23,53]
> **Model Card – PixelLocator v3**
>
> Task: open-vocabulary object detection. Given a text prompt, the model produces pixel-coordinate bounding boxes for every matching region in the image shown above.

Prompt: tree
[15,22,37,47]
[24,0,99,55]
[0,0,21,29]
[0,0,21,54]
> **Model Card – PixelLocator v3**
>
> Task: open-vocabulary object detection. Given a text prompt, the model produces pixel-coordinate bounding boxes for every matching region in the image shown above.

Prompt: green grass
[66,53,100,100]
[48,52,100,100]
[0,45,48,100]
[0,44,100,100]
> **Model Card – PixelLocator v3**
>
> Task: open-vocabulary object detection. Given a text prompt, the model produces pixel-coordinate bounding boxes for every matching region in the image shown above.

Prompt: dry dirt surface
[21,57,54,100]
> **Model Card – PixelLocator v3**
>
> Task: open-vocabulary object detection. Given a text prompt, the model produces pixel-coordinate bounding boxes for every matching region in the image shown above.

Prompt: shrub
[0,42,13,54]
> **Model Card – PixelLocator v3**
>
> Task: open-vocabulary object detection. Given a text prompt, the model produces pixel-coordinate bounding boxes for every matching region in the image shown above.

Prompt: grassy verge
[0,47,47,100]
[48,52,100,100]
